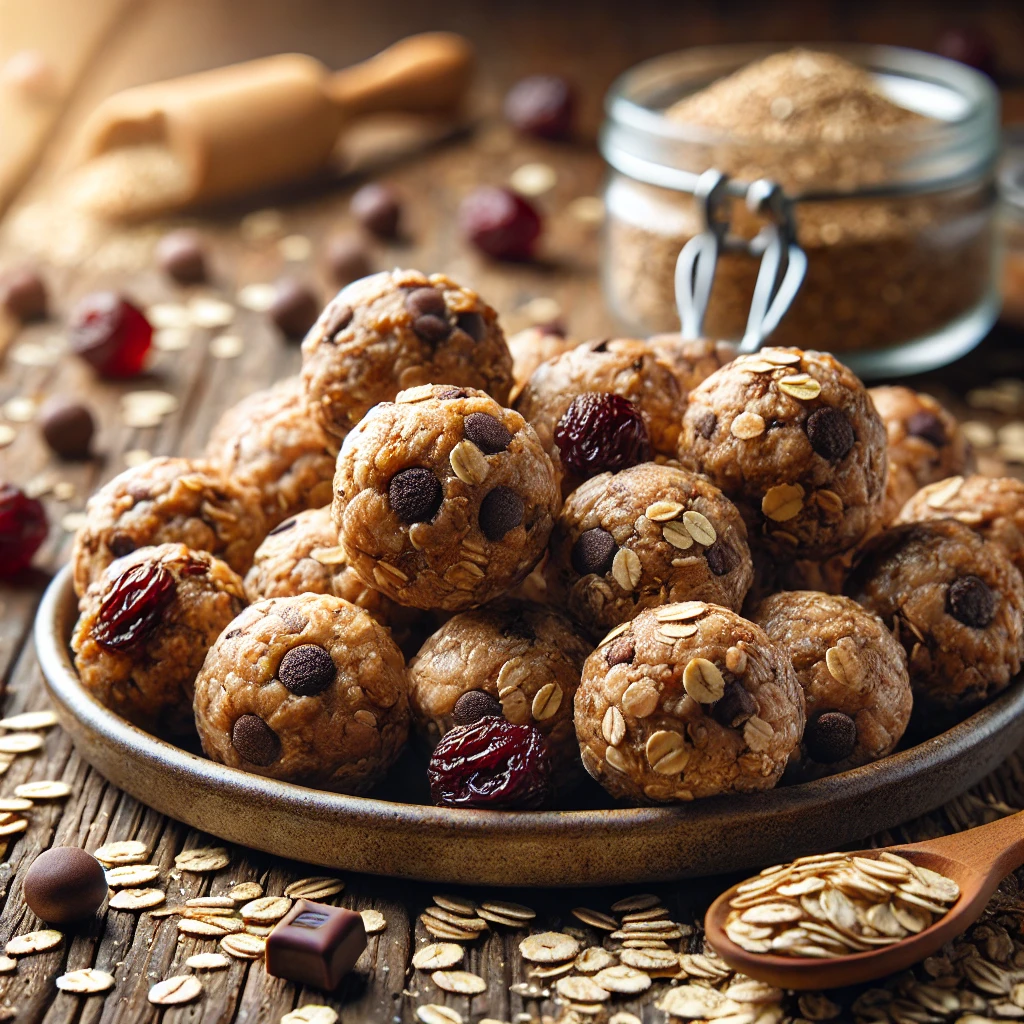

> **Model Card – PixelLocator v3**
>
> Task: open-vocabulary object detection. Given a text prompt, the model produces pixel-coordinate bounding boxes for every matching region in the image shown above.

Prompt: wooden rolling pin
[71,32,474,218]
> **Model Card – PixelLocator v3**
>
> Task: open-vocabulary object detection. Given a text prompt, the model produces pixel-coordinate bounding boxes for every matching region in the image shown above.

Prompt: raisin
[504,74,575,140]
[451,690,503,726]
[705,542,731,576]
[805,408,855,461]
[0,484,47,577]
[805,711,857,764]
[554,392,650,478]
[155,229,207,285]
[947,575,996,628]
[906,410,947,447]
[464,413,512,454]
[93,562,176,651]
[459,186,542,261]
[269,279,320,341]
[712,682,757,728]
[350,182,402,237]
[428,717,553,809]
[693,409,717,440]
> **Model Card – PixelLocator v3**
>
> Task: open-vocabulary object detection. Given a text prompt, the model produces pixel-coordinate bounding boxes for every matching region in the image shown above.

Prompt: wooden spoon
[704,809,1024,990]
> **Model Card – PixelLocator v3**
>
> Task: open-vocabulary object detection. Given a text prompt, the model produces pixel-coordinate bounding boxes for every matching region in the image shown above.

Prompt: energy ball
[678,348,887,560]
[205,376,337,529]
[869,386,972,522]
[408,601,593,788]
[24,848,108,925]
[301,269,513,442]
[514,338,685,489]
[752,591,912,780]
[72,544,246,735]
[645,334,736,397]
[848,519,1024,715]
[243,506,421,655]
[71,456,265,597]
[507,325,578,402]
[333,385,559,611]
[575,603,804,804]
[896,475,1024,578]
[547,463,753,636]
[194,594,409,793]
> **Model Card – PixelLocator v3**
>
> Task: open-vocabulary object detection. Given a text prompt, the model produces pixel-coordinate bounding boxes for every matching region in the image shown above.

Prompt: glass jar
[1002,132,1024,329]
[600,44,1001,378]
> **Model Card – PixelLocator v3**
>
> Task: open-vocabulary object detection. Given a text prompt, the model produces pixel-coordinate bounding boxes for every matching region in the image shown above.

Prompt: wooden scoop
[704,810,1024,990]
[72,32,474,218]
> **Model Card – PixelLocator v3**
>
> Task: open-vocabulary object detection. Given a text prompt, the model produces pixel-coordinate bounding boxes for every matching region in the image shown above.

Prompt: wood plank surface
[0,1,1023,1021]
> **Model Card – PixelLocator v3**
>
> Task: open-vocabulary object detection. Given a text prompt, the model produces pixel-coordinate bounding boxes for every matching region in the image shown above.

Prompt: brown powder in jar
[607,49,994,353]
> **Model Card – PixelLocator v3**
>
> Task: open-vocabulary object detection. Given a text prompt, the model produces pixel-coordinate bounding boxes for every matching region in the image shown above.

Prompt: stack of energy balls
[69,267,1023,809]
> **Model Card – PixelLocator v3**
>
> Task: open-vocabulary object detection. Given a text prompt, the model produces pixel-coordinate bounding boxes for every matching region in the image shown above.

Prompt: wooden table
[2,2,1024,1021]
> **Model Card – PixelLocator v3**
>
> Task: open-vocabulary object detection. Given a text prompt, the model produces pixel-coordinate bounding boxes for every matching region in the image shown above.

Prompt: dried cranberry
[554,392,650,477]
[906,411,947,447]
[69,292,152,378]
[93,562,176,651]
[351,183,402,238]
[459,187,541,261]
[428,717,553,810]
[504,74,575,140]
[0,484,47,577]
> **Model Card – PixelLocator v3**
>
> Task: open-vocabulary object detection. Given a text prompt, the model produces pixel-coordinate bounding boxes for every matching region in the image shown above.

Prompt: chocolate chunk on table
[265,899,367,990]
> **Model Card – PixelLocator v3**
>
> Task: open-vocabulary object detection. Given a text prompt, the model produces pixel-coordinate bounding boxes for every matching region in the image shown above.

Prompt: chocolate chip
[412,314,451,343]
[322,301,353,340]
[388,467,443,523]
[0,267,47,321]
[38,397,95,460]
[232,714,281,766]
[805,407,855,461]
[405,287,447,318]
[324,232,371,286]
[705,542,730,577]
[464,413,512,454]
[947,574,996,628]
[605,636,635,667]
[504,74,576,140]
[268,517,297,536]
[452,689,503,726]
[501,615,535,640]
[351,183,401,238]
[804,711,857,764]
[694,409,717,440]
[571,528,617,576]
[278,644,336,697]
[23,847,107,925]
[109,533,136,558]
[712,682,757,728]
[270,279,320,340]
[456,311,485,341]
[906,410,947,447]
[435,387,468,400]
[155,229,207,284]
[479,487,524,541]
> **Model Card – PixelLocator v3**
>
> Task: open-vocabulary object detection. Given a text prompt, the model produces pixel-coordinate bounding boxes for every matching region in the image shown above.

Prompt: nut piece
[683,658,726,704]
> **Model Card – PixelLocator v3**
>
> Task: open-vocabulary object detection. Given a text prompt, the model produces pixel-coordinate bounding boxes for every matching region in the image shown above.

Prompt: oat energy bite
[333,385,559,611]
[896,475,1024,577]
[869,386,972,523]
[301,269,513,442]
[507,325,578,402]
[753,591,911,780]
[205,376,337,529]
[645,335,736,398]
[849,520,1024,714]
[575,603,804,803]
[514,337,684,488]
[679,348,887,559]
[72,544,246,735]
[408,601,593,786]
[193,594,409,793]
[71,456,265,597]
[548,463,752,635]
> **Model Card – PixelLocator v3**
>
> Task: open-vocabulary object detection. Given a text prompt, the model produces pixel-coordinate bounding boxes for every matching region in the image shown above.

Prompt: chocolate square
[265,899,367,990]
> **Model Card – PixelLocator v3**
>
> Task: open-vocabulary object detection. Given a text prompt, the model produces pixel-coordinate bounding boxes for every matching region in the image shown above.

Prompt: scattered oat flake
[60,511,88,533]
[2,397,35,422]
[567,195,604,224]
[572,907,618,931]
[0,956,15,973]
[412,942,464,970]
[417,1006,462,1024]
[108,888,165,910]
[228,881,263,900]
[52,481,76,502]
[432,893,477,915]
[237,283,277,311]
[520,931,580,963]
[281,1007,338,1024]
[105,864,161,888]
[480,899,535,920]
[211,333,244,359]
[361,909,387,934]
[0,710,58,731]
[241,896,292,923]
[0,798,32,811]
[0,817,27,836]
[174,846,230,872]
[14,780,69,800]
[240,208,286,243]
[520,296,561,325]
[189,296,235,328]
[148,974,202,1006]
[220,932,266,959]
[93,840,149,866]
[0,733,42,754]
[186,895,236,909]
[121,390,178,427]
[123,449,151,468]
[509,162,557,196]
[0,425,16,448]
[279,234,313,261]
[594,964,651,994]
[556,975,610,1002]
[148,303,190,329]
[153,327,191,351]
[6,930,62,956]
[55,967,115,994]
[284,876,345,900]
[186,952,230,971]
[609,1014,642,1024]
[432,969,486,995]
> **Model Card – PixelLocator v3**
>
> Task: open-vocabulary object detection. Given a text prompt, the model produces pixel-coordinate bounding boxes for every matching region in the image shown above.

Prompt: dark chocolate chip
[412,314,452,343]
[694,409,717,440]
[405,287,447,319]
[23,847,107,925]
[804,711,857,764]
[232,714,281,766]
[435,387,468,400]
[268,517,297,536]
[712,682,757,728]
[322,301,353,340]
[464,413,512,454]
[278,644,336,697]
[479,487,524,541]
[456,311,485,341]
[947,574,997,628]
[906,410,947,447]
[0,267,47,321]
[324,233,372,286]
[591,340,610,354]
[388,467,443,524]
[501,614,535,641]
[351,183,402,238]
[571,528,617,576]
[155,229,207,284]
[452,689,503,726]
[38,398,95,460]
[605,636,635,667]
[270,279,320,340]
[805,407,855,461]
[109,533,136,558]
[705,542,731,577]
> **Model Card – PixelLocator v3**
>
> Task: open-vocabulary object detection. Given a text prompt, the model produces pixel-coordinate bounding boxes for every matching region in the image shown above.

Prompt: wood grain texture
[0,0,1022,1020]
